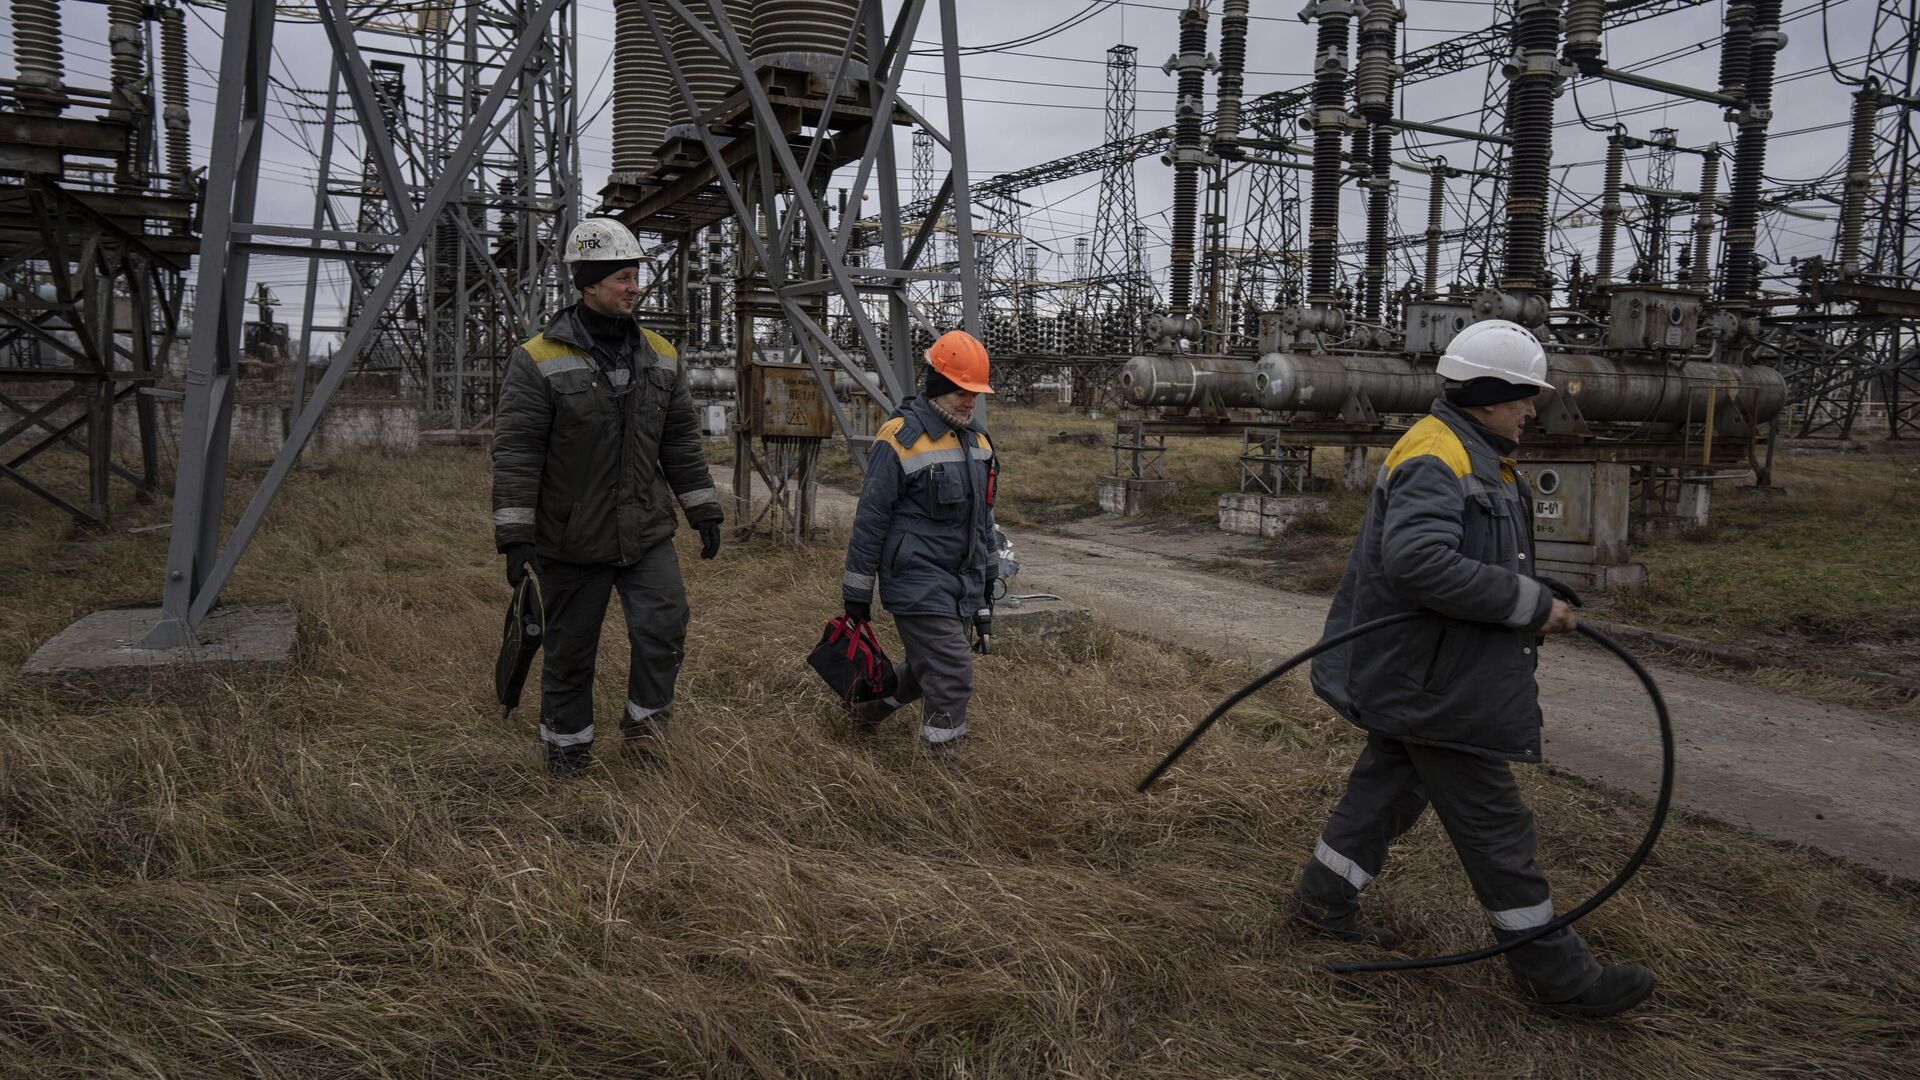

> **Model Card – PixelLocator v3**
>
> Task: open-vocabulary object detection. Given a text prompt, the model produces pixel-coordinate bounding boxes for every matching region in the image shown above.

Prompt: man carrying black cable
[1288,319,1655,1019]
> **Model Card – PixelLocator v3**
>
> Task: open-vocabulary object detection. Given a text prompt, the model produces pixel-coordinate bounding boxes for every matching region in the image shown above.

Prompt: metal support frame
[620,0,980,536]
[144,0,567,647]
[290,0,575,434]
[1111,420,1168,481]
[0,0,186,530]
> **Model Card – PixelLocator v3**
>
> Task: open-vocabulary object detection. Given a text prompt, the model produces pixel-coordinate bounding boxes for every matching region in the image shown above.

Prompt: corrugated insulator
[669,0,754,129]
[1718,0,1753,104]
[1720,0,1781,304]
[1353,0,1401,121]
[752,0,867,73]
[612,0,670,178]
[1213,0,1249,152]
[1690,146,1720,291]
[108,0,144,114]
[1596,133,1624,285]
[1364,124,1393,319]
[1562,0,1605,69]
[162,6,192,183]
[1837,83,1881,278]
[1499,0,1563,294]
[1306,0,1352,304]
[11,0,67,114]
[1425,164,1446,297]
[1168,4,1209,316]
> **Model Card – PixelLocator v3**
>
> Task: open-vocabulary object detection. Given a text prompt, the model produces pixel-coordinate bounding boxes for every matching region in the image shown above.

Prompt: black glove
[971,607,992,655]
[1543,577,1583,608]
[504,543,539,588]
[845,599,872,623]
[697,520,722,560]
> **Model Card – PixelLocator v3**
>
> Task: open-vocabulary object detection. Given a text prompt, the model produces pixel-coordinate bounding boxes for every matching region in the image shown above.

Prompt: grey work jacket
[490,306,721,565]
[842,396,998,619]
[1311,399,1556,762]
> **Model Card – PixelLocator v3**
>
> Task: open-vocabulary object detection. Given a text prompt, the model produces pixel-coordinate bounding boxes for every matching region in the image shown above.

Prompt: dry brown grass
[3,447,1918,1077]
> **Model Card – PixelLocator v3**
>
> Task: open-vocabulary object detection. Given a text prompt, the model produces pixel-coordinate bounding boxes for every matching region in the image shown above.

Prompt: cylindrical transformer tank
[1254,351,1784,430]
[612,0,670,177]
[1549,354,1784,430]
[1256,351,1441,415]
[668,0,754,129]
[751,0,867,74]
[1119,354,1261,408]
[687,365,739,395]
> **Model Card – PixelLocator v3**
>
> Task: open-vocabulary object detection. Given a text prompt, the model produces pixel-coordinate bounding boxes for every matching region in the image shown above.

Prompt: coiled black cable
[1138,611,1675,975]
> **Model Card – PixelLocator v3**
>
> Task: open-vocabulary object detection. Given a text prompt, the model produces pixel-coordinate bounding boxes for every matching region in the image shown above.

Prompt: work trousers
[887,613,974,747]
[1293,733,1603,1002]
[537,539,688,752]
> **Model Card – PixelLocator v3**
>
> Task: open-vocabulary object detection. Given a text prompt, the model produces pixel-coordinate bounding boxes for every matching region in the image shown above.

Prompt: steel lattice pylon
[1231,111,1302,347]
[1091,44,1146,356]
[145,0,570,647]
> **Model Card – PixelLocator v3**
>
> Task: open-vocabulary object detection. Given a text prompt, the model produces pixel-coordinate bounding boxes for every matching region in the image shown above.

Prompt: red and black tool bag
[807,616,899,705]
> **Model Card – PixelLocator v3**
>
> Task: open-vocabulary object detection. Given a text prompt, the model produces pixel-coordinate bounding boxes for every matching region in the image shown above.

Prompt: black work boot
[546,744,594,778]
[1286,893,1405,949]
[1535,964,1655,1019]
[852,695,903,727]
[621,705,671,742]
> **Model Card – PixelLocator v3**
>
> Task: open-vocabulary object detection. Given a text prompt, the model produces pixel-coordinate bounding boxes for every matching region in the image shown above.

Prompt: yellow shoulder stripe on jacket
[872,417,908,458]
[1382,415,1472,478]
[639,328,678,362]
[521,333,580,363]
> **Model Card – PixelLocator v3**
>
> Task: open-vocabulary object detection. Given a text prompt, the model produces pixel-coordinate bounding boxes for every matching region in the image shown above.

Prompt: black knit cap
[1445,376,1542,407]
[924,363,965,400]
[574,259,636,290]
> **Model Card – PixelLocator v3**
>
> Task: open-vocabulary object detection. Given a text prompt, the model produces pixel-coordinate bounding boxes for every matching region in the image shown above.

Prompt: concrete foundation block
[1675,481,1712,530]
[1218,493,1330,538]
[993,601,1094,651]
[1098,475,1180,516]
[23,603,299,693]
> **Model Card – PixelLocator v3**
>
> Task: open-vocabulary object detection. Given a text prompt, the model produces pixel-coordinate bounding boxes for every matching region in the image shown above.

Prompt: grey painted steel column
[293,63,344,426]
[939,0,978,335]
[147,0,274,648]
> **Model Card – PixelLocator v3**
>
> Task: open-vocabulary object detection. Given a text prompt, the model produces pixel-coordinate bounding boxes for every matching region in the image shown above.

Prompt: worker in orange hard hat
[840,329,999,752]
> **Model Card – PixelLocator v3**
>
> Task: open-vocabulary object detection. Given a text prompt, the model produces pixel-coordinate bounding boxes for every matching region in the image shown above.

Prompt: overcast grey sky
[19,0,1897,339]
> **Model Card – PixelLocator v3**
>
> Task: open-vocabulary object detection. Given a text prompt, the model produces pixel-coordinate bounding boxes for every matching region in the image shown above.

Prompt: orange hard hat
[924,329,994,394]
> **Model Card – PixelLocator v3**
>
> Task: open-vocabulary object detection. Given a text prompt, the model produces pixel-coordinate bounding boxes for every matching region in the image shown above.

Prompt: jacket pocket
[927,463,967,521]
[640,365,675,414]
[884,531,911,574]
[1421,621,1469,693]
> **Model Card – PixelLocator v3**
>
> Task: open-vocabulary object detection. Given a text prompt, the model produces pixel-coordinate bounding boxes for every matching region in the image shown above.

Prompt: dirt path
[785,484,1920,882]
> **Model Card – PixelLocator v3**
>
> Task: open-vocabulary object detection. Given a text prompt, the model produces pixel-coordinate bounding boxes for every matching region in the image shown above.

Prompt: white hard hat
[1436,318,1555,390]
[564,217,644,263]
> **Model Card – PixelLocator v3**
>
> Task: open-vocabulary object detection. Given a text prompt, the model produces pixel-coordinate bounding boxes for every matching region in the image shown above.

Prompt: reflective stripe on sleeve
[1505,574,1543,627]
[1314,839,1374,890]
[677,486,718,509]
[494,507,535,526]
[1486,898,1556,931]
[843,570,875,594]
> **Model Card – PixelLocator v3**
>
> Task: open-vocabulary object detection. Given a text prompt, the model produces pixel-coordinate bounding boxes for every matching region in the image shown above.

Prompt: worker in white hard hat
[1287,318,1656,1018]
[491,216,724,777]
